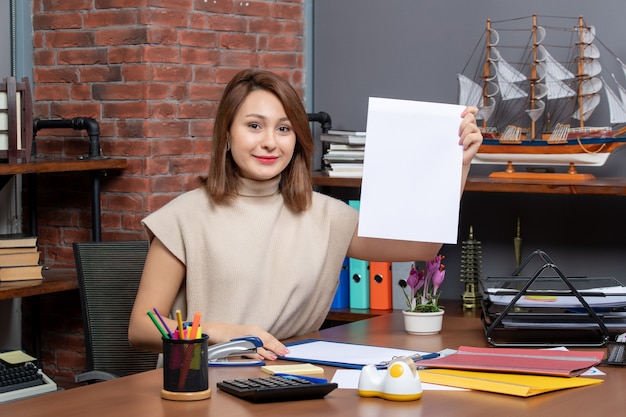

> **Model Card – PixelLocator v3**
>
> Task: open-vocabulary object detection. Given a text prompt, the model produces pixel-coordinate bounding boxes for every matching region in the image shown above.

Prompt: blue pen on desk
[375,352,440,368]
[153,307,175,339]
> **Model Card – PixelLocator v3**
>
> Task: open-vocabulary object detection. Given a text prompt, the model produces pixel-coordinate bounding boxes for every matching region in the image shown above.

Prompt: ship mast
[529,14,540,139]
[576,15,586,131]
[482,19,492,132]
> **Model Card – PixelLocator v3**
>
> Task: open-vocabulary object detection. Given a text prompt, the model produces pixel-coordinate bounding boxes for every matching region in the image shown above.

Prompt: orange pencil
[189,311,201,340]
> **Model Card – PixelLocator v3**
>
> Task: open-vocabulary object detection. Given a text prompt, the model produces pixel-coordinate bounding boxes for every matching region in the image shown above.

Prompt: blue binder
[330,257,350,309]
[348,200,369,309]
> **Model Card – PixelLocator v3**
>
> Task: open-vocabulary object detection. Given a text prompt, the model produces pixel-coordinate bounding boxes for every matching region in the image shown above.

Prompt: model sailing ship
[458,15,626,179]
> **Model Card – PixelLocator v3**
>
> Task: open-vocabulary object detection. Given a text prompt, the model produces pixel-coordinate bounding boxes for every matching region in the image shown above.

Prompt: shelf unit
[313,171,626,324]
[1,157,127,360]
[312,171,626,196]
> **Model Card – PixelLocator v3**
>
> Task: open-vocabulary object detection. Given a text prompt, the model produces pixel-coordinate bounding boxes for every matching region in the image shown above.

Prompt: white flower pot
[402,309,444,335]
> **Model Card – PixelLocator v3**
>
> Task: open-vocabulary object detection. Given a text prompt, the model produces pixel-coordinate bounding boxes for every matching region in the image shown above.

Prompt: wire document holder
[480,250,626,348]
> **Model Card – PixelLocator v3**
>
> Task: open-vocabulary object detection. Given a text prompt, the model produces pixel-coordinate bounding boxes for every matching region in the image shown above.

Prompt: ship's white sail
[457,74,496,122]
[572,25,603,121]
[612,71,626,105]
[619,58,626,82]
[492,47,528,100]
[526,40,575,124]
[458,74,483,107]
[526,100,545,122]
[573,78,603,121]
[536,45,576,99]
[603,78,626,124]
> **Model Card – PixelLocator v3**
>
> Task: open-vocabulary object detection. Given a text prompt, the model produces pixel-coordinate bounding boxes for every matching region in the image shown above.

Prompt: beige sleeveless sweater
[142,176,359,340]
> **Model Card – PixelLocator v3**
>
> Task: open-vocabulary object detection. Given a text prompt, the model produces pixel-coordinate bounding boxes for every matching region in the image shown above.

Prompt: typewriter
[0,350,57,403]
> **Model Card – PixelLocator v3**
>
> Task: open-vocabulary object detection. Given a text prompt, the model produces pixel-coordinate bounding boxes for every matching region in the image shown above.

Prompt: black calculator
[216,373,338,403]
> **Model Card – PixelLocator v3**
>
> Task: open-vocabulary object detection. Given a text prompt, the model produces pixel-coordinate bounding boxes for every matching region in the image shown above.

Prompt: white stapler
[207,336,264,364]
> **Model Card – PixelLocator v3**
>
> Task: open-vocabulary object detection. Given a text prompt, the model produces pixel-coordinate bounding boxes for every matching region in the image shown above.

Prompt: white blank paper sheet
[359,98,465,244]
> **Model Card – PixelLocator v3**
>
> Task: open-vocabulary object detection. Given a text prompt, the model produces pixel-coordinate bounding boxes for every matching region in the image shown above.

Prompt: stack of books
[0,234,43,281]
[321,130,366,178]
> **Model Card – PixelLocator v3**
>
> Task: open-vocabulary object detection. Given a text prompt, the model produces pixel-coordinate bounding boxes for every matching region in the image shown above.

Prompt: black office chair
[73,240,159,383]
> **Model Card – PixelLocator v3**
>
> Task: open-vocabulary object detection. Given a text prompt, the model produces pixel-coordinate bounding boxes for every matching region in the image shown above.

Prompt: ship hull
[473,137,626,166]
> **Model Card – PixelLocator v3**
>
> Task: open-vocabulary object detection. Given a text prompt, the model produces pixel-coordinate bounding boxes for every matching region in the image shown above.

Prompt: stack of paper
[416,346,605,397]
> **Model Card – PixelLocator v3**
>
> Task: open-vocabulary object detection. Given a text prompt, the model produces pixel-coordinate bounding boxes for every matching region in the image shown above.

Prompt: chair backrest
[73,240,158,377]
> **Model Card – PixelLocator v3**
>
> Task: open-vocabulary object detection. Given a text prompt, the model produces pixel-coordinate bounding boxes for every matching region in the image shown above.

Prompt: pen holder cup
[161,334,211,401]
[603,341,626,366]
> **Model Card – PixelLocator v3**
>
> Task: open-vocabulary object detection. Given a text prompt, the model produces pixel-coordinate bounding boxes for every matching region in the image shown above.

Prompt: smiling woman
[205,69,315,212]
[127,69,482,363]
[227,90,296,182]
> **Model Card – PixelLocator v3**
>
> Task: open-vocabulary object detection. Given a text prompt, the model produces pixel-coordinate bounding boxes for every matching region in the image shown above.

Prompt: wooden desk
[1,306,620,417]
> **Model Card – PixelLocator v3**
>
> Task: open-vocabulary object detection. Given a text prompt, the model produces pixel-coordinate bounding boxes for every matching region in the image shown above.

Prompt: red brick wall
[27,0,306,384]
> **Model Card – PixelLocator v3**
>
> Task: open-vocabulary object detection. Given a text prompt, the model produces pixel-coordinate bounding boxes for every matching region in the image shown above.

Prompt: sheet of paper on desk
[281,340,435,369]
[358,97,465,244]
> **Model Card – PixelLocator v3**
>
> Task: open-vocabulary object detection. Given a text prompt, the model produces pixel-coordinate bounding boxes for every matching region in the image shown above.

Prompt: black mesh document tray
[480,250,626,347]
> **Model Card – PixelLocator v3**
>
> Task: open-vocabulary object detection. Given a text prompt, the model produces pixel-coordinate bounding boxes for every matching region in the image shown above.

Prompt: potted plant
[401,255,446,335]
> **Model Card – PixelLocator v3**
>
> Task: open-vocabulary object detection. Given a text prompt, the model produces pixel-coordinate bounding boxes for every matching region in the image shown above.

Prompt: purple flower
[432,269,446,293]
[426,255,443,274]
[401,255,445,312]
[406,265,424,297]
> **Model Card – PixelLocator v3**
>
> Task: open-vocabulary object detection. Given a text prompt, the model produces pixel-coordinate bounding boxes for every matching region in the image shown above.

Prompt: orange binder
[369,261,392,310]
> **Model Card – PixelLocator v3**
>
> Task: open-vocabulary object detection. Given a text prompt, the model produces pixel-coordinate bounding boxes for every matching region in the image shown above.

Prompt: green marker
[147,310,170,339]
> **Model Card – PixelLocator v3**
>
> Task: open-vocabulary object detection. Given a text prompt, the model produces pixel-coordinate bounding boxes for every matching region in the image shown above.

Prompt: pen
[153,307,174,339]
[376,352,440,368]
[189,311,201,340]
[175,309,185,340]
[147,310,169,339]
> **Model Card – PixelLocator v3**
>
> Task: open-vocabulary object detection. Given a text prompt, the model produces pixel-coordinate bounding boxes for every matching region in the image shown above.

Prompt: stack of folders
[321,130,365,178]
[0,234,43,282]
[417,346,605,397]
[329,200,404,311]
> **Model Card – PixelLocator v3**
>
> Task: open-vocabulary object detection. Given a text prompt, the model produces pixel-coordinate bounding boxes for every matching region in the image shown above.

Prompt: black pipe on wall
[33,117,102,159]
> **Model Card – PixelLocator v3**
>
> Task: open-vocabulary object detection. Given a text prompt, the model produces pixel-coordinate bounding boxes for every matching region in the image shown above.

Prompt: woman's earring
[225,141,231,152]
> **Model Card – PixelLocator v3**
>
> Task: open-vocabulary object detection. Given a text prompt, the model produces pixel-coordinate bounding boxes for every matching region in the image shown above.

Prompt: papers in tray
[486,285,626,308]
[279,339,439,369]
[501,312,626,329]
[418,368,603,397]
[418,346,605,377]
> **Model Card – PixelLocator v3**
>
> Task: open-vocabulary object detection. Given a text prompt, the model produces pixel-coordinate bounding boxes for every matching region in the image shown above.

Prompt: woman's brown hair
[203,69,314,212]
